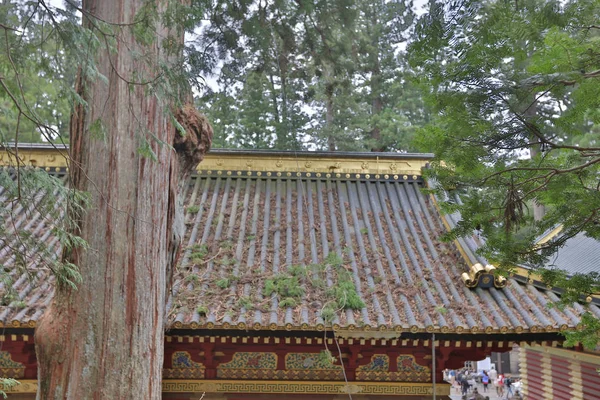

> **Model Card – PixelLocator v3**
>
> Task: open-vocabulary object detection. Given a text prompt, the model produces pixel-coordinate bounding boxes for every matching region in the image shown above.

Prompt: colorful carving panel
[396,355,430,382]
[357,354,393,381]
[217,352,279,379]
[0,351,25,378]
[284,353,344,380]
[163,351,205,379]
[357,354,389,372]
[355,354,430,382]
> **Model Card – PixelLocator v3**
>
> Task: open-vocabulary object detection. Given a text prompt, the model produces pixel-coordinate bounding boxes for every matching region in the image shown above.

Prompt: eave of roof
[1,144,434,179]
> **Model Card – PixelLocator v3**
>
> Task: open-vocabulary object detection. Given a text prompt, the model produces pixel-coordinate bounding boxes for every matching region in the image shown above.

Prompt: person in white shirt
[488,369,498,392]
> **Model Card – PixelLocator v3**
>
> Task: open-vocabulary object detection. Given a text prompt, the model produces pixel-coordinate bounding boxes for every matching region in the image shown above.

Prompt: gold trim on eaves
[6,380,450,396]
[0,147,431,177]
[0,319,575,335]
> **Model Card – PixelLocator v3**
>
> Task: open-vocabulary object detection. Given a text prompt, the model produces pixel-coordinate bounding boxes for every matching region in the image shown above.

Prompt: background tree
[198,0,427,152]
[0,1,76,143]
[410,0,600,328]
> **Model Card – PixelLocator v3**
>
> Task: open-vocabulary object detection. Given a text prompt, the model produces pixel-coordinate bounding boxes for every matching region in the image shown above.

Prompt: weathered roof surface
[544,232,600,276]
[1,150,599,335]
[166,171,600,334]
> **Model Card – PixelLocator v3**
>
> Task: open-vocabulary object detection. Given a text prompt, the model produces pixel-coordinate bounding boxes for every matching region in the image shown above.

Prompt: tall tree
[199,0,307,150]
[0,1,76,143]
[410,0,600,306]
[354,0,415,151]
[27,1,212,398]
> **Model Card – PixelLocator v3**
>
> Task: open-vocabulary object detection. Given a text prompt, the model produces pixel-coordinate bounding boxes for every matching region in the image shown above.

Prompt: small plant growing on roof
[13,300,27,309]
[435,305,448,315]
[186,205,200,214]
[220,239,233,250]
[263,274,304,298]
[325,252,343,268]
[312,278,326,289]
[196,305,209,316]
[216,277,230,289]
[279,297,298,308]
[0,378,20,398]
[189,244,209,263]
[288,264,308,277]
[320,304,337,324]
[237,296,253,310]
[185,274,200,285]
[327,281,365,310]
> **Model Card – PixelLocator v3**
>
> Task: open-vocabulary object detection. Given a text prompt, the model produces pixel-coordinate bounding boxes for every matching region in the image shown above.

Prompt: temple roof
[540,232,600,276]
[1,145,599,336]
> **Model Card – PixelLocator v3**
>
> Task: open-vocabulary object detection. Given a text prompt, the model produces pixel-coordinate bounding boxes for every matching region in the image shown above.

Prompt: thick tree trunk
[34,1,211,399]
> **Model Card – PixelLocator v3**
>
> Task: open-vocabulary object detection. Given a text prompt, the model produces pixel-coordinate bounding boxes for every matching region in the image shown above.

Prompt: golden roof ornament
[461,263,507,289]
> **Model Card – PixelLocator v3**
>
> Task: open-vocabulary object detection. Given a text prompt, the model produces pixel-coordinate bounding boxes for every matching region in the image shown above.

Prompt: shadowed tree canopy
[409,0,600,341]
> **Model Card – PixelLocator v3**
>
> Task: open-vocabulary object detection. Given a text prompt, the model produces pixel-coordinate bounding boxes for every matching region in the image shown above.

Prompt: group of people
[445,368,523,400]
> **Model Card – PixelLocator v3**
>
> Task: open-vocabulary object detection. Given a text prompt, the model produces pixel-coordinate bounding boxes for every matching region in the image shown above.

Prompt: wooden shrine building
[1,145,599,399]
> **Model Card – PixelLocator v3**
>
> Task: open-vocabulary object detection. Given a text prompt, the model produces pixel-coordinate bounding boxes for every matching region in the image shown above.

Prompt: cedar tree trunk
[34,1,212,399]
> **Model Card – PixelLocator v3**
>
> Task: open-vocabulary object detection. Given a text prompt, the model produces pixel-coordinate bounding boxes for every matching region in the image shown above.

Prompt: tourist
[505,374,514,397]
[496,373,505,397]
[481,370,490,392]
[461,377,470,397]
[488,368,497,393]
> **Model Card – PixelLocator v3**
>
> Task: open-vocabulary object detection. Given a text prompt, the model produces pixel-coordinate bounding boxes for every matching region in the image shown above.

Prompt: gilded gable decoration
[462,263,507,289]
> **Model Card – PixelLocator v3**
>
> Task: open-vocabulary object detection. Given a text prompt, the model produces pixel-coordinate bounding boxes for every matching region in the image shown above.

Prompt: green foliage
[237,296,253,310]
[324,252,343,268]
[279,297,298,308]
[215,278,230,289]
[326,281,365,311]
[564,312,600,350]
[410,0,600,267]
[197,0,426,152]
[540,270,600,305]
[320,304,336,323]
[196,305,209,316]
[0,167,89,291]
[435,306,448,315]
[0,378,19,398]
[185,274,200,285]
[189,244,208,264]
[264,274,305,299]
[0,2,88,143]
[410,0,600,346]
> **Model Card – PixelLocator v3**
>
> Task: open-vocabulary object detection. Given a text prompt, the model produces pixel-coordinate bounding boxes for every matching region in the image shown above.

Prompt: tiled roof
[1,153,599,335]
[167,171,599,333]
[542,232,600,276]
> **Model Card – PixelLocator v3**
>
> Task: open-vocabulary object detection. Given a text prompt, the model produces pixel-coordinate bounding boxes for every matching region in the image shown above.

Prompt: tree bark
[34,1,212,399]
